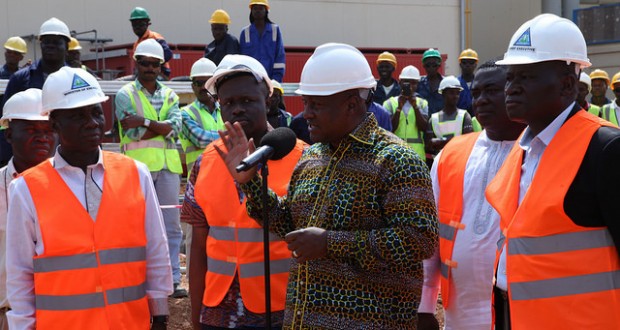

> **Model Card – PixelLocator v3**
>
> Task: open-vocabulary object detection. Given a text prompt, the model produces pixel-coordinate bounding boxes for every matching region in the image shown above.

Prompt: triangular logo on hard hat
[514,28,531,47]
[71,74,90,90]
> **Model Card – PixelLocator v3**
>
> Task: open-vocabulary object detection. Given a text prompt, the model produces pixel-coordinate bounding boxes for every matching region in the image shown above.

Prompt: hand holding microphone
[215,122,297,183]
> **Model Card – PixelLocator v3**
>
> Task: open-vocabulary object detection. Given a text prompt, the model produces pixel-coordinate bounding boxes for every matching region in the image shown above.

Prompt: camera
[401,82,412,97]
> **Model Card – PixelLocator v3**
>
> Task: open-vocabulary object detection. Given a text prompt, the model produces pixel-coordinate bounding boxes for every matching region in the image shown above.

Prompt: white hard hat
[0,89,48,128]
[399,65,421,80]
[205,54,273,95]
[133,39,164,63]
[39,17,71,40]
[41,67,109,115]
[190,58,216,79]
[497,13,591,69]
[295,43,376,96]
[438,75,463,94]
[579,72,592,92]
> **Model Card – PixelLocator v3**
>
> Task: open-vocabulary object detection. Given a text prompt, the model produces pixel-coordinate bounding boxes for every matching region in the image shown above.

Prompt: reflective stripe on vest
[195,139,305,313]
[119,82,182,173]
[431,109,467,139]
[207,256,290,278]
[23,152,150,328]
[601,103,619,126]
[36,282,146,310]
[435,132,481,309]
[386,97,426,159]
[209,226,282,243]
[486,111,620,328]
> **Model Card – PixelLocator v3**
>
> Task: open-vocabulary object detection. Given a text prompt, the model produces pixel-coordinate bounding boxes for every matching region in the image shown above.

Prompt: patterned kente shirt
[242,114,439,329]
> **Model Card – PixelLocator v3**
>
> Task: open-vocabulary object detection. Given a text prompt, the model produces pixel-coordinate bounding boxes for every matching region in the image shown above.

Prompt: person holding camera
[383,65,429,161]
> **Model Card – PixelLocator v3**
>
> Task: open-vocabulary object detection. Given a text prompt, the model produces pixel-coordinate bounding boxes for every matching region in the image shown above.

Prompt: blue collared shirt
[417,75,444,115]
[239,22,286,82]
[457,75,473,115]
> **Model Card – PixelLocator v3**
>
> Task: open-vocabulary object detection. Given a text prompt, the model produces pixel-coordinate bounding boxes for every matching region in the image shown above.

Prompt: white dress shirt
[0,160,18,310]
[495,103,574,291]
[6,149,173,329]
[420,131,515,330]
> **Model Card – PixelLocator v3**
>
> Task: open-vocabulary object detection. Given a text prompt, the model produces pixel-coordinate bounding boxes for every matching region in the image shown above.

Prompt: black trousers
[494,286,511,330]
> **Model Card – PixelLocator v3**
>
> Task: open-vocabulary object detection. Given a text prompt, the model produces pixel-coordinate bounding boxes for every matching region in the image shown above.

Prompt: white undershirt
[420,131,515,329]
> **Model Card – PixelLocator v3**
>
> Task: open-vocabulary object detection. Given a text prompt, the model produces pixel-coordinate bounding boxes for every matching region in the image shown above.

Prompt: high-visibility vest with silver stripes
[486,111,620,329]
[23,152,150,329]
[194,138,305,313]
[601,102,619,126]
[179,100,224,169]
[586,103,601,117]
[385,97,427,159]
[119,82,183,174]
[430,109,467,139]
[435,131,481,309]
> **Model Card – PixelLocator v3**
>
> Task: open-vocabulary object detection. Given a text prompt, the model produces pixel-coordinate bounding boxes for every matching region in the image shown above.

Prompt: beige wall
[0,0,463,77]
[469,0,542,65]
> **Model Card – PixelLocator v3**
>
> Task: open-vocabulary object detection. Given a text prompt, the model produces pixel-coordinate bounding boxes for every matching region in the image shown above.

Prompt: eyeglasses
[131,21,149,28]
[137,60,161,68]
[192,80,208,87]
[424,62,439,68]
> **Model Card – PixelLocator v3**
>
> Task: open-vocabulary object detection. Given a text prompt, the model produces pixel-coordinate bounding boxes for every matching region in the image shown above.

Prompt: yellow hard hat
[209,9,231,25]
[589,69,610,85]
[611,72,620,87]
[458,48,478,62]
[376,51,397,68]
[68,37,82,51]
[4,36,27,54]
[249,0,270,10]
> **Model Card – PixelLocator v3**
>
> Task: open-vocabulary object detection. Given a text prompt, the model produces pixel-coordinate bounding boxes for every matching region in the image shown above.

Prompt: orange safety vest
[23,152,149,330]
[194,139,305,314]
[133,30,171,71]
[486,110,620,329]
[435,131,481,309]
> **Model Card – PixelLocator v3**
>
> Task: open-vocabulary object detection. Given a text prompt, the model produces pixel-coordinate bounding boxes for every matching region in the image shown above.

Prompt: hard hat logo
[514,28,532,47]
[71,74,91,90]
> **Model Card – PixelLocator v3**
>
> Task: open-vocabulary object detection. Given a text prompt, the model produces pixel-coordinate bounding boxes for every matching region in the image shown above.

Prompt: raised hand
[214,121,258,184]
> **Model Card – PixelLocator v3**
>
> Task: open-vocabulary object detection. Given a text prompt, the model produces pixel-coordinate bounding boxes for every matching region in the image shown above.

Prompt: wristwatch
[143,118,151,127]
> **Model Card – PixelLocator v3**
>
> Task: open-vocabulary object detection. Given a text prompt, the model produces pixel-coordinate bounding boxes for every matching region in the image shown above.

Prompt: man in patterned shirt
[215,43,438,329]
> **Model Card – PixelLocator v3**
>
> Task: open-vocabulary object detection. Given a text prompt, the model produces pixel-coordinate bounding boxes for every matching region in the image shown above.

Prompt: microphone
[236,127,297,172]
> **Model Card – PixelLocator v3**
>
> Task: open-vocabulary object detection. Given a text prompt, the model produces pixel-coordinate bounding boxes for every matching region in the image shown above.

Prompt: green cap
[130,7,150,21]
[422,48,442,63]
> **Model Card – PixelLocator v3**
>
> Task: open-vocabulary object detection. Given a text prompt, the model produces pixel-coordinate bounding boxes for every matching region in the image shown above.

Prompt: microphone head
[260,127,297,160]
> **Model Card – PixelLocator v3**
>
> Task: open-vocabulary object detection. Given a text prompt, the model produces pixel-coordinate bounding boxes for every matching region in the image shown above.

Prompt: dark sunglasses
[131,21,149,28]
[192,80,209,87]
[137,60,161,68]
[424,62,440,68]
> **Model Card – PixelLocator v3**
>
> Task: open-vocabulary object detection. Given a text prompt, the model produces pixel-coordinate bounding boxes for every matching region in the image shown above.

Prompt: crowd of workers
[0,0,619,329]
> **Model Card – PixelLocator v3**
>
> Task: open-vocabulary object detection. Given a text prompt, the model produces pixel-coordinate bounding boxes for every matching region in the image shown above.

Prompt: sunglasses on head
[192,79,209,87]
[137,60,161,68]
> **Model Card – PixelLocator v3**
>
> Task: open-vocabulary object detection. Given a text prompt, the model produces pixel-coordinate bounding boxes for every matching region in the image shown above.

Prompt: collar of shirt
[53,147,105,171]
[193,100,221,120]
[5,159,18,179]
[133,79,163,96]
[345,114,379,146]
[519,101,575,150]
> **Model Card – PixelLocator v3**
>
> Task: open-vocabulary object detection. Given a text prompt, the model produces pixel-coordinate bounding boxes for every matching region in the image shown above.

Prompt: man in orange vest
[182,55,304,329]
[417,59,525,330]
[486,14,620,329]
[5,67,173,329]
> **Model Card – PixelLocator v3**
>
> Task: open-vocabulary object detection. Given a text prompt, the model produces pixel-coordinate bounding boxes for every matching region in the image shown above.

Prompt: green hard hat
[422,48,442,62]
[130,7,150,21]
